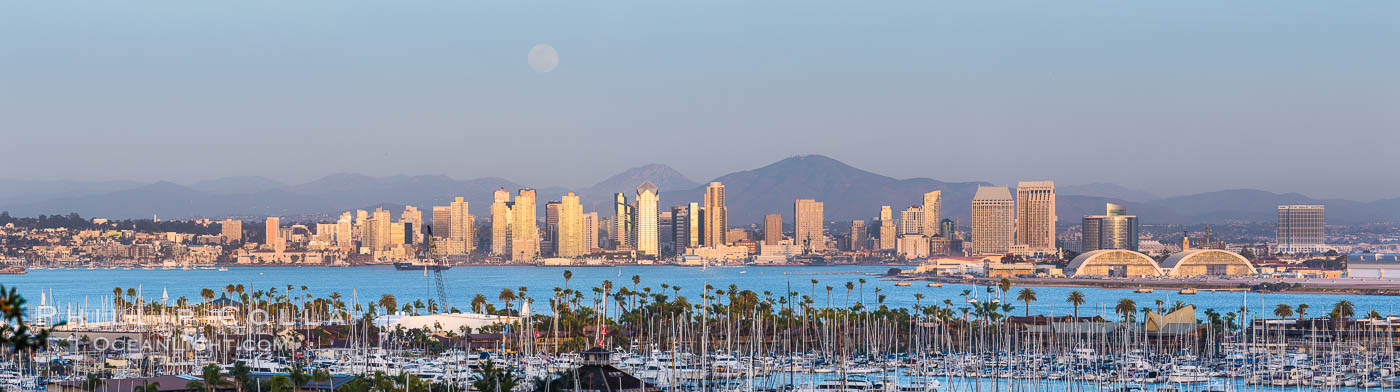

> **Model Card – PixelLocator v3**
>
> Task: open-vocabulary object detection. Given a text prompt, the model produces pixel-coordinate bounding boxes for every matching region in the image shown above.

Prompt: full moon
[528,44,558,73]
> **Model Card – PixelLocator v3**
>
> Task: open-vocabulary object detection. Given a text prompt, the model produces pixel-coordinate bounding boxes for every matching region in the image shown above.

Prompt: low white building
[1347,254,1400,279]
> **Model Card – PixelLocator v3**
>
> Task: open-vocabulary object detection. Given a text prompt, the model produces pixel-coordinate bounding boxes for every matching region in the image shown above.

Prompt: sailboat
[160,288,169,303]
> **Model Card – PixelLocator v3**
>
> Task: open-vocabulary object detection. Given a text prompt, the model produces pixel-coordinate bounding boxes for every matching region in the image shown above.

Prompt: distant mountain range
[3,155,1398,225]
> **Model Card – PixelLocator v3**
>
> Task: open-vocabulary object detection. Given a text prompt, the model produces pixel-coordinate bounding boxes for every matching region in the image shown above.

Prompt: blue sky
[1,1,1396,200]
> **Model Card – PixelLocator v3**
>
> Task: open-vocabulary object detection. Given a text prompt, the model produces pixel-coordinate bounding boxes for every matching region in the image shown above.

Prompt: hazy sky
[2,1,1396,200]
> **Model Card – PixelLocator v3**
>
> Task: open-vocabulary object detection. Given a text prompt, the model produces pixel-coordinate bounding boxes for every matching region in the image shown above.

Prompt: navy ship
[394,261,451,271]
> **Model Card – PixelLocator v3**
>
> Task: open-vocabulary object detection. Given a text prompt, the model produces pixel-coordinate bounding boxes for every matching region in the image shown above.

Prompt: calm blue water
[5,266,1398,319]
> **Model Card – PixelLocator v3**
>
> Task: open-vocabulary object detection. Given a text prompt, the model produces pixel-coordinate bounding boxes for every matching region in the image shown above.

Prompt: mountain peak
[588,164,697,193]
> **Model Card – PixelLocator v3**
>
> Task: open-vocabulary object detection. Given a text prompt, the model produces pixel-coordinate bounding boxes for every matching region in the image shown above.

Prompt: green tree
[1016,288,1037,317]
[1115,298,1137,321]
[1273,304,1293,319]
[1,285,53,352]
[1065,290,1086,319]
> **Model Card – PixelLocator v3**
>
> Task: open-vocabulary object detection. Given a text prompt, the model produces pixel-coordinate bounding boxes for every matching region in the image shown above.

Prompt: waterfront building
[491,189,512,256]
[1066,249,1162,277]
[544,201,560,256]
[613,192,634,249]
[335,212,352,248]
[849,220,866,251]
[1277,205,1326,254]
[899,206,921,235]
[1082,203,1139,252]
[659,211,675,255]
[704,182,727,246]
[1347,253,1400,279]
[581,212,598,253]
[763,214,782,245]
[390,222,406,246]
[1015,180,1057,253]
[432,205,451,242]
[897,234,928,259]
[220,219,242,244]
[794,199,824,252]
[635,182,659,257]
[449,197,472,255]
[557,193,585,258]
[971,186,1014,254]
[878,206,896,250]
[265,217,281,249]
[1161,249,1256,277]
[726,228,750,244]
[511,189,539,261]
[921,191,942,236]
[370,208,392,251]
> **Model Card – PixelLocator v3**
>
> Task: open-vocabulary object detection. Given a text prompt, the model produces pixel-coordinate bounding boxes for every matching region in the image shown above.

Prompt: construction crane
[422,226,449,311]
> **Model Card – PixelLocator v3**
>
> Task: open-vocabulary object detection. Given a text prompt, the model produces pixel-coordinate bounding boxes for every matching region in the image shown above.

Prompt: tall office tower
[433,206,451,240]
[939,219,955,239]
[794,199,825,252]
[581,212,599,252]
[672,205,698,251]
[544,201,562,256]
[878,206,896,250]
[336,212,353,248]
[1277,205,1326,254]
[372,208,392,250]
[659,211,675,254]
[490,189,512,256]
[265,217,281,248]
[899,206,922,235]
[703,182,727,246]
[635,182,660,256]
[972,186,1015,254]
[390,222,406,245]
[448,197,472,255]
[400,206,423,244]
[921,191,942,236]
[511,189,539,261]
[1015,181,1057,252]
[613,193,634,249]
[763,214,783,245]
[849,220,866,251]
[220,219,242,244]
[556,193,584,257]
[1082,203,1139,252]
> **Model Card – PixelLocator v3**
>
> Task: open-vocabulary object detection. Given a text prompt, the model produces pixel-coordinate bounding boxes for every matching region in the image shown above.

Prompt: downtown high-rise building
[1082,203,1138,252]
[1015,181,1057,252]
[220,219,242,244]
[432,206,451,241]
[490,189,512,256]
[921,191,942,236]
[400,205,423,245]
[849,220,866,251]
[635,182,659,256]
[265,217,281,249]
[1277,205,1326,254]
[763,214,783,245]
[899,206,922,235]
[448,197,472,255]
[971,186,1014,254]
[672,203,701,251]
[794,199,824,252]
[613,192,634,249]
[878,206,896,250]
[511,189,539,261]
[335,212,353,248]
[581,212,599,253]
[544,201,561,256]
[703,182,727,246]
[556,192,585,258]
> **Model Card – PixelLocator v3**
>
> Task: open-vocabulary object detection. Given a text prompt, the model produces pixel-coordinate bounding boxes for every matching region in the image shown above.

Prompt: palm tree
[135,381,161,392]
[1273,304,1294,319]
[230,360,252,392]
[500,288,517,313]
[472,293,489,313]
[1114,298,1137,321]
[1332,300,1355,319]
[474,360,522,392]
[1296,303,1309,320]
[1016,288,1037,317]
[378,294,397,315]
[1066,290,1086,319]
[198,363,227,392]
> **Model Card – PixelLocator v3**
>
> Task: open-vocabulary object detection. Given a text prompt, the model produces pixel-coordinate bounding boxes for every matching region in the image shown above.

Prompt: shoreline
[920,275,1400,296]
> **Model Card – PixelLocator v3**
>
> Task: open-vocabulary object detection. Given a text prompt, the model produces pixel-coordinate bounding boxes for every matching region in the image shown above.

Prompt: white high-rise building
[972,186,1015,254]
[794,199,824,252]
[557,193,585,257]
[921,191,942,236]
[449,197,472,255]
[491,189,512,256]
[1277,205,1326,254]
[635,182,660,256]
[704,182,727,246]
[511,189,539,261]
[1015,181,1057,253]
[582,212,599,253]
[899,206,922,235]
